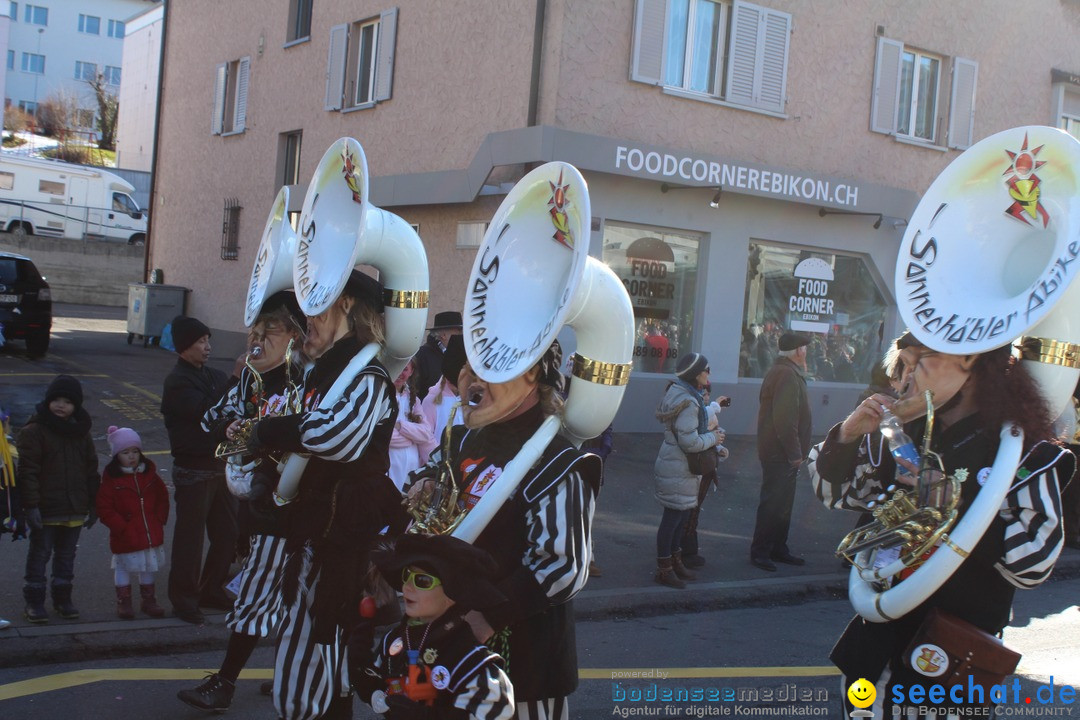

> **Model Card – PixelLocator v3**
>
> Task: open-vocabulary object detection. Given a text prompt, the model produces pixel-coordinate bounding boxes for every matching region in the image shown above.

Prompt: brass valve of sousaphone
[403,404,468,535]
[836,391,965,574]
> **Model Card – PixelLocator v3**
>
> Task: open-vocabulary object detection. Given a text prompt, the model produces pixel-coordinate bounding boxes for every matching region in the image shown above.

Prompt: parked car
[0,252,52,357]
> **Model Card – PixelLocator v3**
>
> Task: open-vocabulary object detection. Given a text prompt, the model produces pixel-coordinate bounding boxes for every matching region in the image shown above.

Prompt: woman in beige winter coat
[653,354,724,588]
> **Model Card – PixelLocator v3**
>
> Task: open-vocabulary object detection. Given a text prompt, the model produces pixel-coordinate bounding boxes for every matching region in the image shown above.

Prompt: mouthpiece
[249,346,264,358]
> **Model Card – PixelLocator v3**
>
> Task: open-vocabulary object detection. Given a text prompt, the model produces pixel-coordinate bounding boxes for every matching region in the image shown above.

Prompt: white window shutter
[870,36,903,135]
[374,7,398,102]
[324,23,348,111]
[211,62,227,135]
[725,1,763,108]
[630,0,665,85]
[232,57,250,132]
[756,7,790,113]
[948,57,978,149]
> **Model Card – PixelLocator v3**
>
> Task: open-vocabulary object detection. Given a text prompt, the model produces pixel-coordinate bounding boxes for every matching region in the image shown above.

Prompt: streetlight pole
[33,27,43,118]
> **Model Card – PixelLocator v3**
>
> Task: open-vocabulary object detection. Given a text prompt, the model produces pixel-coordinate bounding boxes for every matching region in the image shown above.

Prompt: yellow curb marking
[0,667,839,701]
[47,355,162,403]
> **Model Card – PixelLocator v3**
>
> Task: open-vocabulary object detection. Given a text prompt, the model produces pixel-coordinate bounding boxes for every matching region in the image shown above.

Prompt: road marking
[0,666,839,701]
[45,355,162,403]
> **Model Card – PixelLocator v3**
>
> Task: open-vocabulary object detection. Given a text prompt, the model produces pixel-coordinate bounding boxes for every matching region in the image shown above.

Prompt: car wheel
[9,222,28,238]
[129,234,146,246]
[26,329,50,358]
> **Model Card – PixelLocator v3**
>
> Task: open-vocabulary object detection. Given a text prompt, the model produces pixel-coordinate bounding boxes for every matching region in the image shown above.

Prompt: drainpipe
[144,2,170,283]
[527,0,546,127]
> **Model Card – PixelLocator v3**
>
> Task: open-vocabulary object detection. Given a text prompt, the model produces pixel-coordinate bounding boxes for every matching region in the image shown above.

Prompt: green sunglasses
[402,568,442,590]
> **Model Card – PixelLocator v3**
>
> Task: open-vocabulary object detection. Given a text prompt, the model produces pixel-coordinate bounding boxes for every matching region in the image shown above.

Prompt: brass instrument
[403,405,465,535]
[836,391,965,576]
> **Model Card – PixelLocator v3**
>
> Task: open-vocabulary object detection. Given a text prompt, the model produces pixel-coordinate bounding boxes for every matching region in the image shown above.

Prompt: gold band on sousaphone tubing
[572,354,632,386]
[384,288,429,310]
[1019,336,1080,369]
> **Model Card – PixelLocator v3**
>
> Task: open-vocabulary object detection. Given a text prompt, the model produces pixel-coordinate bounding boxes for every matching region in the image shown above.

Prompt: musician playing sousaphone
[809,126,1080,717]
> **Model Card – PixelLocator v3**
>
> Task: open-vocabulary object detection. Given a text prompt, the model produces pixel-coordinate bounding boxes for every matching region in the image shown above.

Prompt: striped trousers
[272,567,348,720]
[516,697,569,720]
[226,534,286,638]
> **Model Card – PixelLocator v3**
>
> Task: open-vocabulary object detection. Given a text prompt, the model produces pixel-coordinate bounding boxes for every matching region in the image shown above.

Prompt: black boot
[23,586,48,624]
[177,673,235,712]
[51,584,80,620]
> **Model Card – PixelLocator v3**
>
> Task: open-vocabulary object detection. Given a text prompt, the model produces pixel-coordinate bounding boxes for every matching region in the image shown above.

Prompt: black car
[0,252,52,358]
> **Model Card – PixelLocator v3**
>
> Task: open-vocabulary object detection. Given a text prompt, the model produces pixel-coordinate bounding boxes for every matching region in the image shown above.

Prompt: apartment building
[4,0,155,131]
[148,0,1080,433]
[114,2,162,171]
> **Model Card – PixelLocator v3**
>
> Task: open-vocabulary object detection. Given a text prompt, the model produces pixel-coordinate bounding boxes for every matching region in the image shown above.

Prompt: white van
[0,155,147,244]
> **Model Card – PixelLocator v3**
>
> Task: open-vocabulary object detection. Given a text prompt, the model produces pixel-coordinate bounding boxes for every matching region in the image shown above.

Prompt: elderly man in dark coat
[750,332,812,572]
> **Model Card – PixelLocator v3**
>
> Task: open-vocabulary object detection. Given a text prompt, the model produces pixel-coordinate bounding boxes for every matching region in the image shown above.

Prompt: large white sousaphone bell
[274,137,430,503]
[245,186,298,326]
[847,126,1080,622]
[452,162,635,542]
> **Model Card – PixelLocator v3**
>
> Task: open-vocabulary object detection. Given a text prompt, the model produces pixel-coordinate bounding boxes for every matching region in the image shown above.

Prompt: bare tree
[87,74,119,151]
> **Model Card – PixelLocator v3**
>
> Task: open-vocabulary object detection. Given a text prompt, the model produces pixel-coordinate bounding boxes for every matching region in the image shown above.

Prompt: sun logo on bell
[1003,132,1049,228]
[340,147,363,205]
[548,170,574,249]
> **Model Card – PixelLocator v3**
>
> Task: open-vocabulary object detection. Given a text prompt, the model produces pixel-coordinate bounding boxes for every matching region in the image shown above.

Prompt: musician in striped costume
[176,291,306,713]
[808,332,1073,717]
[252,272,406,720]
[414,341,600,720]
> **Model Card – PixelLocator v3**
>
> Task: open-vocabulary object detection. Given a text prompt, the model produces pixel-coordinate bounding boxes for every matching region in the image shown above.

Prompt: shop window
[603,221,700,375]
[740,241,888,383]
[871,37,977,149]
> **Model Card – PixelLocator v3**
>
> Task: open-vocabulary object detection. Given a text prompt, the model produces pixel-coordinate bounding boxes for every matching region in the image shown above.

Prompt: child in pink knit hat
[95,426,170,619]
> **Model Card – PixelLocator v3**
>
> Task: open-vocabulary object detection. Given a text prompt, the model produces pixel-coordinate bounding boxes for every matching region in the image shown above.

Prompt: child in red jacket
[96,426,170,619]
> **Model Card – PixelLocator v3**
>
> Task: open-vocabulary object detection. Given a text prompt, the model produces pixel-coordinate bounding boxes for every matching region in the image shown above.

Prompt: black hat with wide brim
[427,311,462,331]
[371,533,505,611]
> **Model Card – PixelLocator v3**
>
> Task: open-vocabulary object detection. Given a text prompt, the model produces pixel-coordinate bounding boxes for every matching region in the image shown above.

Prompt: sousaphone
[245,186,298,327]
[451,162,635,542]
[844,126,1080,622]
[275,137,430,503]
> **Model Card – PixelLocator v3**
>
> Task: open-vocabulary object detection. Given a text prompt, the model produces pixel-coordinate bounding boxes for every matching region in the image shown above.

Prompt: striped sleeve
[522,468,596,604]
[455,664,515,720]
[995,443,1071,589]
[201,378,245,432]
[808,429,889,511]
[297,371,395,462]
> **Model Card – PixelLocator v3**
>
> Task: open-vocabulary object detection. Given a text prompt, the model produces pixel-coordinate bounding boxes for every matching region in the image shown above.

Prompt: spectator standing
[96,426,169,619]
[17,375,99,622]
[681,385,729,568]
[412,311,463,403]
[389,360,435,492]
[749,332,812,572]
[161,315,237,625]
[419,334,466,461]
[653,353,723,588]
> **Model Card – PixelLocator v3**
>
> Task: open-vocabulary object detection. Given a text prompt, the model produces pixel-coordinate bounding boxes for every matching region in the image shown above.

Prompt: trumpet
[403,404,465,535]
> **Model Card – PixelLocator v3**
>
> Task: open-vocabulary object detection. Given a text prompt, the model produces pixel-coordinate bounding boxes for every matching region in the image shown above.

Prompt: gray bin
[127,283,189,347]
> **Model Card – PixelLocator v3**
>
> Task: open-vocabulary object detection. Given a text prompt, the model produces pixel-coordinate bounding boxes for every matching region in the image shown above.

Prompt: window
[75,61,97,81]
[78,14,100,34]
[39,179,64,195]
[871,37,977,149]
[0,171,14,191]
[23,3,45,25]
[107,19,124,38]
[631,0,791,115]
[456,221,488,248]
[112,193,139,215]
[739,241,888,383]
[104,65,121,85]
[1063,115,1080,142]
[279,130,303,186]
[21,52,44,74]
[603,221,701,375]
[18,100,37,115]
[287,0,312,43]
[8,2,15,20]
[325,8,398,111]
[211,57,250,135]
[221,198,241,261]
[6,50,13,70]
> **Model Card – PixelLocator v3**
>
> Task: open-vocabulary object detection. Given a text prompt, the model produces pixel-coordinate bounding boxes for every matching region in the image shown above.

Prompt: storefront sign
[788,258,834,334]
[614,145,861,208]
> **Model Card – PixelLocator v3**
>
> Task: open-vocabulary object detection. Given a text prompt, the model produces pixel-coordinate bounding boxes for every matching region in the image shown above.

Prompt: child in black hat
[352,533,514,720]
[16,374,99,622]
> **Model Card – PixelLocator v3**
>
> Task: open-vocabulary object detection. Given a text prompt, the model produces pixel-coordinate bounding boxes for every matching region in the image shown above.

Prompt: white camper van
[0,155,147,244]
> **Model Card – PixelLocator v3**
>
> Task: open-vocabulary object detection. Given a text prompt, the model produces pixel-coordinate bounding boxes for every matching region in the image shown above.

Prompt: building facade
[114,2,161,171]
[4,0,155,131]
[148,0,1080,433]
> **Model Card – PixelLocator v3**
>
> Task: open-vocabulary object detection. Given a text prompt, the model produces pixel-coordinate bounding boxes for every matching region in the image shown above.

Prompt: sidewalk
[2,303,1079,668]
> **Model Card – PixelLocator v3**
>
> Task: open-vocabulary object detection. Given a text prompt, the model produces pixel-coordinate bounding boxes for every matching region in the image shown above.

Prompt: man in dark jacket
[750,332,812,571]
[412,311,462,402]
[161,315,236,625]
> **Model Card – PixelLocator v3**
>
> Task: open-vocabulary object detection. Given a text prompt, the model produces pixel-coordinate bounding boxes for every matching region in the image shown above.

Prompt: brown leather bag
[903,608,1021,689]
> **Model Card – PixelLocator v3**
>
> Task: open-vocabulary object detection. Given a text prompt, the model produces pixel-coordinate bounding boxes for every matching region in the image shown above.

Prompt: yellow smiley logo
[847,678,876,709]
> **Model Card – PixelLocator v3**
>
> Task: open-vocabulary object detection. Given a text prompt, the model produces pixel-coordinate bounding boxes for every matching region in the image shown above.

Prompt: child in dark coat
[352,533,515,720]
[96,426,170,619]
[17,375,99,622]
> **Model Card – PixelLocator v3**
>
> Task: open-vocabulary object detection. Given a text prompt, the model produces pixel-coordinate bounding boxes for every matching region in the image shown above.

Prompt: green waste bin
[127,283,189,348]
